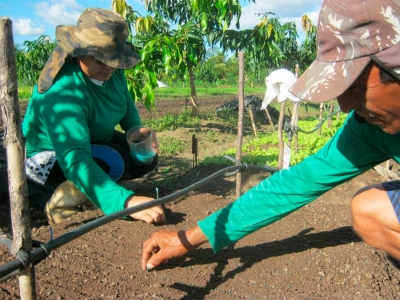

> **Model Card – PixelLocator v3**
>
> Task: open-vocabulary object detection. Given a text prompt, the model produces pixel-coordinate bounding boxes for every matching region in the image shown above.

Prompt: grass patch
[158,136,188,157]
[18,85,33,100]
[155,86,265,98]
[143,109,201,131]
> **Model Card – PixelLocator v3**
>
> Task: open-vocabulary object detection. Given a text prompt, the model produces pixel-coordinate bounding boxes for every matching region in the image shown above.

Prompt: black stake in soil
[192,134,198,168]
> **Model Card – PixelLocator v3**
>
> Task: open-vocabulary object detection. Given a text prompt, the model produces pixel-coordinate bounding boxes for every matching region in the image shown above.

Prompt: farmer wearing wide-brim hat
[142,0,400,271]
[23,8,165,225]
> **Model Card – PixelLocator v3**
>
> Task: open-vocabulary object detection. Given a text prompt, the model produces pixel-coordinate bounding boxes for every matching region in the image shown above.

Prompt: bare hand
[125,196,165,224]
[141,226,207,270]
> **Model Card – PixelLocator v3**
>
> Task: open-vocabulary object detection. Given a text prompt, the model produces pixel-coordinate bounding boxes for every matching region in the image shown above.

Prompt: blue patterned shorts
[382,180,400,222]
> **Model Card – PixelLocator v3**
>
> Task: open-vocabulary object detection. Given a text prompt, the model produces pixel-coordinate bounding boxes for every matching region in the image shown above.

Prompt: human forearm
[142,225,208,270]
[197,117,385,252]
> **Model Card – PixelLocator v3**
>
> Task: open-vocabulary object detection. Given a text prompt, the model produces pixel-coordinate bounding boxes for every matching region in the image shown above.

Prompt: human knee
[350,186,383,235]
[351,188,376,220]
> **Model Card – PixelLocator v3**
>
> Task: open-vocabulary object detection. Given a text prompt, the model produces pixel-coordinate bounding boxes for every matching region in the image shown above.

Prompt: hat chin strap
[369,54,400,81]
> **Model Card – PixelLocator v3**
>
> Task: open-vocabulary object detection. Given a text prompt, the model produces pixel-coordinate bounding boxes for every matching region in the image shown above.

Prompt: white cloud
[33,0,84,26]
[238,0,322,30]
[13,18,46,36]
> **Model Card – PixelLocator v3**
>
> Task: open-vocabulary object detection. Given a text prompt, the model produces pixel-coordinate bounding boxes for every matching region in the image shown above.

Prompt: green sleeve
[38,85,134,214]
[23,66,136,214]
[198,112,390,252]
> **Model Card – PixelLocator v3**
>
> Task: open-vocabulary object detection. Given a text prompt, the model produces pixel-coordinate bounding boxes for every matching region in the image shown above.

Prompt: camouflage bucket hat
[290,0,400,103]
[57,7,139,69]
[37,7,139,93]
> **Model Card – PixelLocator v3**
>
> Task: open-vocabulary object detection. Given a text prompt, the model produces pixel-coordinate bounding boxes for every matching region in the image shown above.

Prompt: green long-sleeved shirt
[198,112,400,252]
[23,60,141,214]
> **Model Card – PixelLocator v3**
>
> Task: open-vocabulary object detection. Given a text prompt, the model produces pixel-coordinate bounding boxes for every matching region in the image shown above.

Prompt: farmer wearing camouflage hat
[22,8,165,224]
[142,0,400,271]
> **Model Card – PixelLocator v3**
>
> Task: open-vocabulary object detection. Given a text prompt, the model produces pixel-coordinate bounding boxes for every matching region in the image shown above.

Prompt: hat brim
[290,56,371,103]
[56,25,140,70]
[38,45,69,93]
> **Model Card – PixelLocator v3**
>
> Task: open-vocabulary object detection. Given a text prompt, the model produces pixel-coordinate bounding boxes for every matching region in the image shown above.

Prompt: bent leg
[351,181,400,259]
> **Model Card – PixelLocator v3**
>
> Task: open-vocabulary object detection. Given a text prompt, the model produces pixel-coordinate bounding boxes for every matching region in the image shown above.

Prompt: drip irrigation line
[0,159,277,281]
[291,109,341,134]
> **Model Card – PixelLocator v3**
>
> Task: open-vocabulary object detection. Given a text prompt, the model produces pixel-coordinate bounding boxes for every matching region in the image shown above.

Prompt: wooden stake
[293,64,300,154]
[0,17,36,299]
[264,109,275,131]
[277,100,286,170]
[318,102,324,135]
[328,99,334,127]
[291,103,299,154]
[249,109,258,138]
[236,52,245,198]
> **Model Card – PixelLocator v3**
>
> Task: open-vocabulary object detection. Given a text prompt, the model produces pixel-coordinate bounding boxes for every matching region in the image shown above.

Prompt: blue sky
[2,0,323,47]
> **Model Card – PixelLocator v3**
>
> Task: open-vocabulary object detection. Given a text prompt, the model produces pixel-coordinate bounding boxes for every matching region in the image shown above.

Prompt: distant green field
[18,84,266,100]
[154,86,265,98]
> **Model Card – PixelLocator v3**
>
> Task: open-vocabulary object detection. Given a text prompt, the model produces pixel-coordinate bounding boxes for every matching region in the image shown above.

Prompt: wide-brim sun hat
[56,7,139,69]
[38,7,140,93]
[290,0,400,103]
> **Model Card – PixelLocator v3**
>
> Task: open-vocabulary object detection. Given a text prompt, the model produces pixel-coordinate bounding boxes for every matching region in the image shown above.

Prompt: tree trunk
[187,64,199,117]
[0,17,36,299]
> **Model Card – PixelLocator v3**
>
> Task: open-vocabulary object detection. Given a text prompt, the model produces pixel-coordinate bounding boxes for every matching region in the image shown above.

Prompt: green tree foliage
[195,62,218,86]
[14,1,316,107]
[144,0,253,32]
[298,15,317,74]
[16,35,57,86]
[114,0,248,115]
[217,12,316,85]
[193,52,239,86]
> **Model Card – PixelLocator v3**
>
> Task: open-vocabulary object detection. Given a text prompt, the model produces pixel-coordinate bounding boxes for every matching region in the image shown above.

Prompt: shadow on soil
[160,226,361,299]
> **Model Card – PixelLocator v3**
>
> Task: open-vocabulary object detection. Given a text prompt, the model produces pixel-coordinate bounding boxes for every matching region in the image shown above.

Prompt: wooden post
[318,102,324,135]
[292,64,300,154]
[291,103,299,154]
[236,52,245,198]
[277,100,286,170]
[249,109,258,138]
[328,99,334,127]
[264,109,275,131]
[0,17,36,299]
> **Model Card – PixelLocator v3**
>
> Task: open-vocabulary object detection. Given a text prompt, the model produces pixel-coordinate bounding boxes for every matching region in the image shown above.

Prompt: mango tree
[15,35,57,88]
[218,12,299,86]
[113,0,253,116]
[298,15,317,73]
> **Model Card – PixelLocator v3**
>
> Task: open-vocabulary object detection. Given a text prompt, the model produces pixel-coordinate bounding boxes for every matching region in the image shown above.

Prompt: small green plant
[158,136,188,156]
[202,113,347,168]
[145,109,201,131]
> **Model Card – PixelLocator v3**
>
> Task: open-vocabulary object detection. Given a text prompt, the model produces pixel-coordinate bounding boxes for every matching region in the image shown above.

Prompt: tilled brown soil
[1,95,400,299]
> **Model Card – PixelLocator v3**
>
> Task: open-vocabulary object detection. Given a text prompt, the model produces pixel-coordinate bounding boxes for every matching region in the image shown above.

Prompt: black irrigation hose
[292,109,341,134]
[0,160,277,281]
